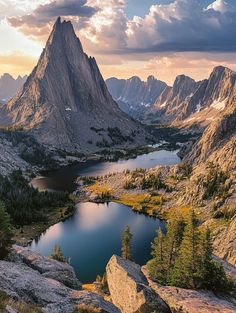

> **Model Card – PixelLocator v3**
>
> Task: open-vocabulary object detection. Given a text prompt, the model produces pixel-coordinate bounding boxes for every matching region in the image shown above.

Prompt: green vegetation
[117,193,164,216]
[121,225,133,260]
[0,129,57,168]
[141,173,166,190]
[50,244,67,263]
[107,127,134,144]
[96,273,109,294]
[147,210,234,293]
[0,201,13,254]
[0,170,71,226]
[178,162,193,179]
[203,162,229,200]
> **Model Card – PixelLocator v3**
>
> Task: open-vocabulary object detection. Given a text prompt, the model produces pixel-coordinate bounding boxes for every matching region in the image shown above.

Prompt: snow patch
[65,107,72,111]
[196,103,202,113]
[160,101,167,108]
[210,99,227,111]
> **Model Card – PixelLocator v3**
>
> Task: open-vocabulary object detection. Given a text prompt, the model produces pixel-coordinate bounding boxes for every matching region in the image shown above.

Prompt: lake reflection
[30,202,166,283]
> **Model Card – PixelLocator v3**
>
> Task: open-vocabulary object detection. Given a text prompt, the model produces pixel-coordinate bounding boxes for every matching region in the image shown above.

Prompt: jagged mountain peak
[0,17,149,151]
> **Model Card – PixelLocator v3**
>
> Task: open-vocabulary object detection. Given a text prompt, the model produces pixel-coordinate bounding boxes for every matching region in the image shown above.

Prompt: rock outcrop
[8,245,82,290]
[106,255,170,313]
[148,75,200,123]
[0,132,29,176]
[0,17,150,153]
[0,246,119,313]
[106,255,236,313]
[106,76,167,118]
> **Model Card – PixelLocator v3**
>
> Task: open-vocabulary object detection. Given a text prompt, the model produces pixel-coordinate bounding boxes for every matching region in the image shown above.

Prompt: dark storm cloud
[8,0,97,30]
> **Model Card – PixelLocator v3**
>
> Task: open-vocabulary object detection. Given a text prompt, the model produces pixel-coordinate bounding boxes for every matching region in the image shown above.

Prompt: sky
[0,0,236,85]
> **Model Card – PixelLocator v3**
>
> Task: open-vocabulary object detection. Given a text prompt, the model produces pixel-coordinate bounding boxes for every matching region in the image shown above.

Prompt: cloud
[8,0,97,40]
[6,0,236,54]
[126,0,236,53]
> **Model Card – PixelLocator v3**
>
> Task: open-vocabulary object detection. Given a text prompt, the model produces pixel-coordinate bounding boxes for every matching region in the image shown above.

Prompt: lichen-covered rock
[7,245,82,290]
[0,261,70,305]
[0,260,119,313]
[106,255,170,313]
[142,266,236,313]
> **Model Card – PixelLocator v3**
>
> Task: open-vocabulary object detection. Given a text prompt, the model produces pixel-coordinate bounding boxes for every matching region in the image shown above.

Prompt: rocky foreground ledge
[0,247,236,313]
[106,255,236,313]
[0,246,119,313]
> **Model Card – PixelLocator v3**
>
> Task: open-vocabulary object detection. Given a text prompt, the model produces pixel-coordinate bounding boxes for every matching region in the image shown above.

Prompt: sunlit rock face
[106,75,167,118]
[0,17,150,153]
[106,255,170,313]
[148,66,236,130]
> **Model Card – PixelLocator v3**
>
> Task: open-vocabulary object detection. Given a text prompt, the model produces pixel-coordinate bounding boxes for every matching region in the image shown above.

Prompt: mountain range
[106,76,167,119]
[0,74,27,103]
[148,66,236,131]
[0,18,150,152]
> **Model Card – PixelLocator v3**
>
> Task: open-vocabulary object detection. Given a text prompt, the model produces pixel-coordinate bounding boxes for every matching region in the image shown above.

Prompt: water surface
[30,202,166,282]
[32,150,180,192]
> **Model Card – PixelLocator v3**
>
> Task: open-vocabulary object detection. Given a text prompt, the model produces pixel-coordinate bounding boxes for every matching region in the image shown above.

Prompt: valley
[0,7,236,313]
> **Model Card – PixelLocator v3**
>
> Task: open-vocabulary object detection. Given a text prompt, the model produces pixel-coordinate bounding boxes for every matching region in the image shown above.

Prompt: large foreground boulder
[0,260,120,313]
[7,245,82,290]
[106,255,170,313]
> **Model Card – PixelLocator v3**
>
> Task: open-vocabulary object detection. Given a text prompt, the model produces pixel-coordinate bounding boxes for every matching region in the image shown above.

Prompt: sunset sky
[0,0,236,85]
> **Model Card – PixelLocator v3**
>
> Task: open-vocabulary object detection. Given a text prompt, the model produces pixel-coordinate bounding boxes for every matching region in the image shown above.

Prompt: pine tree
[50,244,67,263]
[165,213,185,278]
[0,201,13,252]
[199,228,229,292]
[169,210,201,288]
[147,227,167,284]
[121,225,133,260]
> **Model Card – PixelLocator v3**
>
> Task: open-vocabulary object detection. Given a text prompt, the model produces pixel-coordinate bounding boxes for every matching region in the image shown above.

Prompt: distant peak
[147,75,156,81]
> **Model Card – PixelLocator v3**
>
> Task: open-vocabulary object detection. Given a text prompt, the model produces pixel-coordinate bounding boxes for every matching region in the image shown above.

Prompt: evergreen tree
[147,213,185,284]
[199,228,229,292]
[50,244,67,263]
[0,201,13,252]
[169,210,201,288]
[121,225,133,260]
[147,228,167,284]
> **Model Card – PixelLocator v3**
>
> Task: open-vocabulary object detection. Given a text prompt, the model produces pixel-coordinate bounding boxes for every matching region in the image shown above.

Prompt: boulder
[7,245,82,290]
[0,260,119,313]
[43,290,120,313]
[142,266,236,313]
[106,255,170,313]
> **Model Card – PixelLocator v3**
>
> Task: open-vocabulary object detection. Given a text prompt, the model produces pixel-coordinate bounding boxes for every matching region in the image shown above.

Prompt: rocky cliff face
[0,73,27,102]
[106,76,167,119]
[0,18,150,153]
[148,66,236,130]
[148,75,200,123]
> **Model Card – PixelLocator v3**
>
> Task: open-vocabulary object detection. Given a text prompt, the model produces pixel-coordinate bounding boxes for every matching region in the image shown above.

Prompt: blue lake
[30,150,180,282]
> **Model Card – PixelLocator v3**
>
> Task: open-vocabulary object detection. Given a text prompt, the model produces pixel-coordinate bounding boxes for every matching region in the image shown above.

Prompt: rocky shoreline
[0,246,235,313]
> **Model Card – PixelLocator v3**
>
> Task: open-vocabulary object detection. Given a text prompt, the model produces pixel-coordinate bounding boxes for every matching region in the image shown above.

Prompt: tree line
[122,211,235,295]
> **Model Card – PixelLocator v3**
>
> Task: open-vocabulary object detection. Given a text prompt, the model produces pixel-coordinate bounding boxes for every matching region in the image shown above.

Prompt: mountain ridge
[106,75,167,118]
